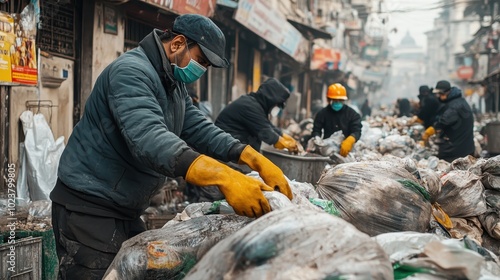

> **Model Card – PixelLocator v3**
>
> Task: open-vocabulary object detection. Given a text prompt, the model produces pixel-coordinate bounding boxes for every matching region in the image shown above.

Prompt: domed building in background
[385,31,426,103]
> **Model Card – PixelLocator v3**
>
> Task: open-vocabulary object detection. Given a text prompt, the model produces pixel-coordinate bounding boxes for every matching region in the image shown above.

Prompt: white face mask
[270,106,280,117]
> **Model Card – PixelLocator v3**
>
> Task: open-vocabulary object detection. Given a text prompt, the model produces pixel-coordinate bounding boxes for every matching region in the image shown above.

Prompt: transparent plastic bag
[317,161,432,236]
[437,170,487,218]
[185,207,393,280]
[103,214,253,280]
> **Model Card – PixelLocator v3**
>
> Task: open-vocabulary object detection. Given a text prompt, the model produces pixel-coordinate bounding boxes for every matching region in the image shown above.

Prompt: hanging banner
[310,48,340,70]
[0,12,15,83]
[234,0,309,64]
[141,0,217,17]
[11,7,38,86]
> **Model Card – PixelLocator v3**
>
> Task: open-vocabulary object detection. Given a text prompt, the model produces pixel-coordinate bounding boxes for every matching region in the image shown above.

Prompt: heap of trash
[102,151,500,279]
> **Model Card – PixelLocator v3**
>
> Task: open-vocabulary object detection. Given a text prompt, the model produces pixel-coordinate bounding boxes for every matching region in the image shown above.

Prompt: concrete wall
[9,55,74,165]
[92,2,125,83]
[89,2,125,101]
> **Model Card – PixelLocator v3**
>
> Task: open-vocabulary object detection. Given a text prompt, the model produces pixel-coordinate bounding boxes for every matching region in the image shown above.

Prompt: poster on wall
[11,5,38,86]
[0,12,15,83]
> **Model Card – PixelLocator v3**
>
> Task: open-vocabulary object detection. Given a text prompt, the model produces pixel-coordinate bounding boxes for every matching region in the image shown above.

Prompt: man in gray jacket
[50,14,291,279]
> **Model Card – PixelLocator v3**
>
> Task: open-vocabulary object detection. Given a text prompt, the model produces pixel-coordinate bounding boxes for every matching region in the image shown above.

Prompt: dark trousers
[51,202,146,280]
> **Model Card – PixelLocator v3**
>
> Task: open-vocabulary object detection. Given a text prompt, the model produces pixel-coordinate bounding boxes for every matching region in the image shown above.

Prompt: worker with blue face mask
[50,14,291,279]
[311,83,362,157]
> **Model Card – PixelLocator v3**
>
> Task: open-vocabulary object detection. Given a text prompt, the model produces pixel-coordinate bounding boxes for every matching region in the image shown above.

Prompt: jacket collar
[443,87,462,103]
[139,29,178,93]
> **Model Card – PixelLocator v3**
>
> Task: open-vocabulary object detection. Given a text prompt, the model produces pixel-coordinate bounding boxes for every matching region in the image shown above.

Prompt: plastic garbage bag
[16,142,30,203]
[184,207,393,280]
[418,168,442,203]
[20,111,65,201]
[374,233,500,280]
[481,155,500,175]
[437,170,487,218]
[103,214,253,280]
[485,189,500,210]
[451,155,478,171]
[316,161,432,236]
[482,233,500,256]
[478,156,500,191]
[482,173,500,191]
[479,211,500,240]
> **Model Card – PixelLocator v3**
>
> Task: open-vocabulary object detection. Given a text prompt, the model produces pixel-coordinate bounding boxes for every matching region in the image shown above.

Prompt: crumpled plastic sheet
[358,124,384,150]
[373,232,445,263]
[27,200,52,219]
[103,214,254,280]
[481,155,500,175]
[374,232,500,280]
[378,134,415,155]
[437,170,488,218]
[417,168,442,203]
[316,161,432,236]
[451,155,479,171]
[167,176,324,226]
[449,217,484,245]
[380,155,420,179]
[184,207,393,280]
[309,130,345,156]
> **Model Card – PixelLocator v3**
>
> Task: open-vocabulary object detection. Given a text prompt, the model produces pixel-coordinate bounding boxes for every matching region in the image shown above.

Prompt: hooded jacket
[434,87,475,161]
[311,104,362,140]
[215,78,290,151]
[51,29,243,219]
[417,93,443,128]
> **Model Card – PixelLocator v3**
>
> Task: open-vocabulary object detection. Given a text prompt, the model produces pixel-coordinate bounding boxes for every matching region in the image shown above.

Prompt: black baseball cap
[433,80,451,94]
[173,14,229,68]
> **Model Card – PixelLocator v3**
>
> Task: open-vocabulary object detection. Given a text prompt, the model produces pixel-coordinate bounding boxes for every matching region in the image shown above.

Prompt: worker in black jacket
[422,80,475,162]
[311,83,362,157]
[215,78,298,153]
[412,85,443,128]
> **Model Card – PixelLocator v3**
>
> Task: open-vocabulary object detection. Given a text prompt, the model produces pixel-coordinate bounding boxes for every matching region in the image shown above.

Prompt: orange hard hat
[327,83,347,100]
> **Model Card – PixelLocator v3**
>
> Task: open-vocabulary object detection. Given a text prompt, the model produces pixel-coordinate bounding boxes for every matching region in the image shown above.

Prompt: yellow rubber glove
[422,126,436,141]
[239,146,293,200]
[186,155,273,218]
[274,136,298,152]
[282,133,295,142]
[339,135,356,157]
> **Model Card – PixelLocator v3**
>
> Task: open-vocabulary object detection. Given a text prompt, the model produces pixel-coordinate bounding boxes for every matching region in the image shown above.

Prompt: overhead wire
[359,0,482,15]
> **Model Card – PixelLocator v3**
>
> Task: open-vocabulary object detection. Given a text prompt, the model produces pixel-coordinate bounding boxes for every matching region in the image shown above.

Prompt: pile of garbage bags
[105,154,500,279]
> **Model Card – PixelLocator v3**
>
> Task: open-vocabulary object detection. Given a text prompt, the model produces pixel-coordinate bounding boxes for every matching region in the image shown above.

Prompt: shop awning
[233,0,309,64]
[287,18,333,40]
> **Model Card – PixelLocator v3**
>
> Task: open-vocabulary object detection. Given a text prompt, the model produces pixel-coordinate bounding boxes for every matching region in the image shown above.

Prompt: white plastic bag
[20,111,65,201]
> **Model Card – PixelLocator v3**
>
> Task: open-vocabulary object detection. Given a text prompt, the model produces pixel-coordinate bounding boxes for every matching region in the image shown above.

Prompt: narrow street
[1,0,500,279]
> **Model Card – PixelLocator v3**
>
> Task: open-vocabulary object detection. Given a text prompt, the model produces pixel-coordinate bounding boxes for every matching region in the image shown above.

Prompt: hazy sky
[385,0,442,49]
